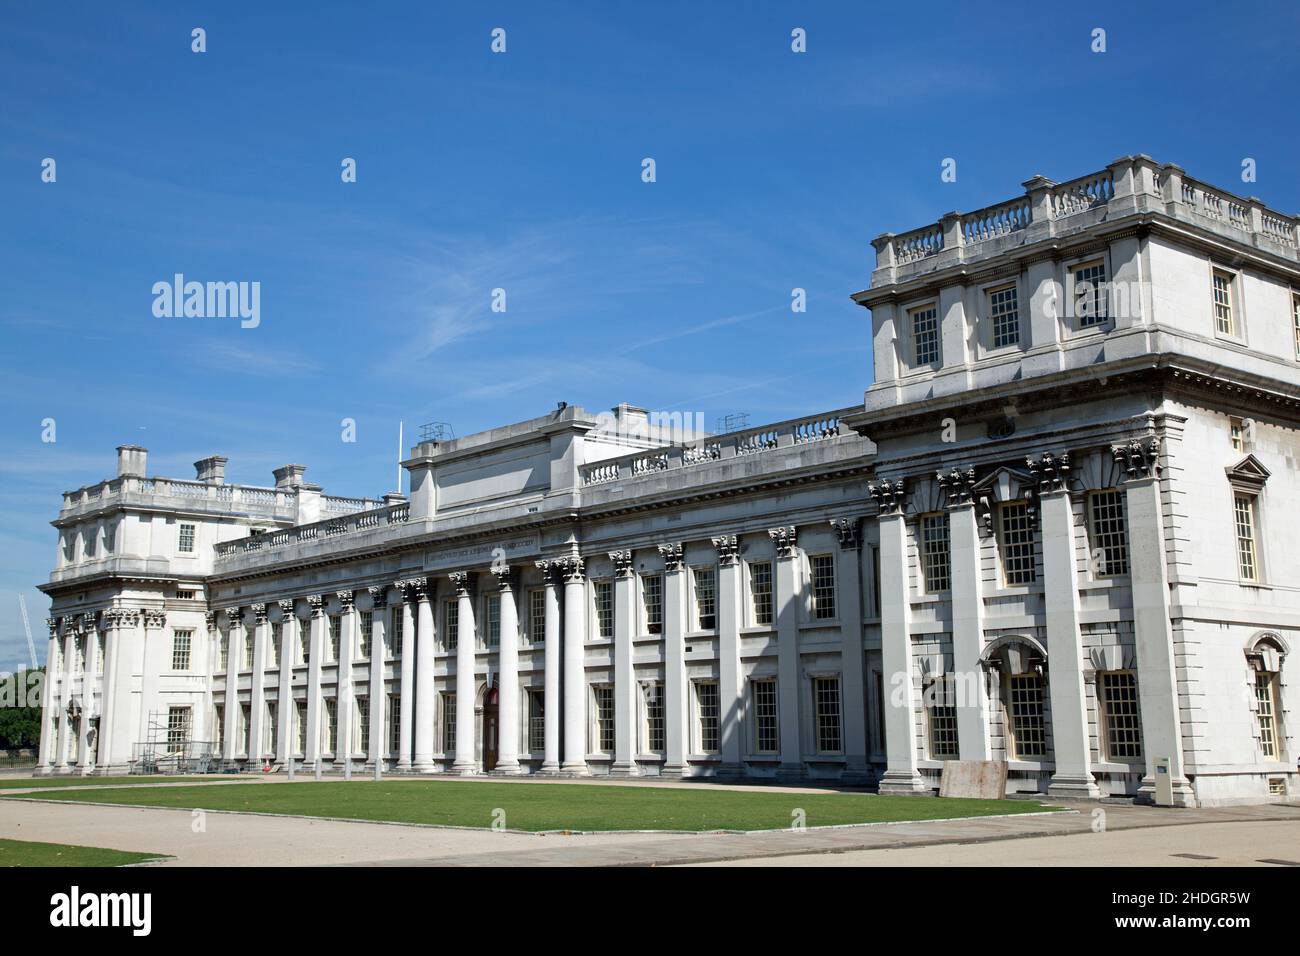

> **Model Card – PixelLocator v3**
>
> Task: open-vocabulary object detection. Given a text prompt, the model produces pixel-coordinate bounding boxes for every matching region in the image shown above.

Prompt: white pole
[397,420,403,494]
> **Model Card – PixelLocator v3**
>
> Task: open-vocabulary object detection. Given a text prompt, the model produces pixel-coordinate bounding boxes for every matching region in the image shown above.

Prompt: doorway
[483,687,499,772]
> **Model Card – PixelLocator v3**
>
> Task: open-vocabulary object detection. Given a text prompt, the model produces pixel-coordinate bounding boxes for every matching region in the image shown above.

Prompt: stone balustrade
[579,410,850,487]
[59,476,299,520]
[214,501,411,559]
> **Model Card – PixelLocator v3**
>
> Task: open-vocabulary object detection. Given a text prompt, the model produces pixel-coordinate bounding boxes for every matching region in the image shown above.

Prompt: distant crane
[18,595,38,668]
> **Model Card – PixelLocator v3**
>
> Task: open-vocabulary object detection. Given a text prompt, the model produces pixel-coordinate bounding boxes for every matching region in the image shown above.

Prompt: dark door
[483,705,499,772]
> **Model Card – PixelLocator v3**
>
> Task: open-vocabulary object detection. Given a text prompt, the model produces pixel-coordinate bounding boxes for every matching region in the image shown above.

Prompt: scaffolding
[130,710,218,774]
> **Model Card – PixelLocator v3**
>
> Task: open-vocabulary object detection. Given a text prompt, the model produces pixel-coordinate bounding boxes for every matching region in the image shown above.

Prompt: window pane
[928,676,959,758]
[999,502,1036,585]
[989,284,1019,348]
[1099,671,1142,760]
[1089,491,1129,576]
[593,686,615,752]
[594,582,613,639]
[1255,672,1278,758]
[1235,494,1258,581]
[642,575,663,634]
[810,555,836,619]
[1007,674,1045,758]
[911,305,940,365]
[1073,261,1108,327]
[814,677,841,752]
[697,682,719,752]
[644,682,664,752]
[752,680,778,753]
[693,567,716,630]
[1213,271,1234,335]
[921,513,951,592]
[749,562,773,626]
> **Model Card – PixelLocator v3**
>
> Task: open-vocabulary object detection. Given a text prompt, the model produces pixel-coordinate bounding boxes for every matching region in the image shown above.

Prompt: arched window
[1246,633,1287,759]
[983,637,1048,760]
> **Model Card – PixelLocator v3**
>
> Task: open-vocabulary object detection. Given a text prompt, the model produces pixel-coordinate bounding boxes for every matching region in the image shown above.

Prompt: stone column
[770,528,803,780]
[947,498,991,761]
[413,580,435,772]
[95,612,123,772]
[713,536,744,776]
[276,601,295,766]
[832,519,871,784]
[560,557,589,775]
[222,608,242,764]
[336,590,356,772]
[395,581,417,770]
[873,481,927,793]
[138,609,165,752]
[248,603,268,767]
[366,587,388,771]
[37,618,60,773]
[77,614,100,774]
[610,551,638,776]
[304,596,325,771]
[451,571,477,774]
[492,567,522,774]
[1115,439,1195,806]
[1034,456,1100,797]
[55,619,76,770]
[537,561,562,774]
[659,544,688,777]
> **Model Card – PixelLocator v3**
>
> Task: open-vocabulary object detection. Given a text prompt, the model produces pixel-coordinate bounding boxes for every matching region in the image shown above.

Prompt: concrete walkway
[2,781,1296,866]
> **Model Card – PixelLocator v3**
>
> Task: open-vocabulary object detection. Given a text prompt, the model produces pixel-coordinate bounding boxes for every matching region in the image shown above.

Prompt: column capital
[143,608,167,629]
[1027,451,1071,494]
[335,589,355,612]
[535,559,561,586]
[367,585,389,609]
[936,467,976,506]
[657,543,684,573]
[225,606,244,627]
[868,478,908,515]
[490,565,514,590]
[711,536,740,566]
[829,517,860,550]
[1112,437,1160,481]
[305,594,326,617]
[609,550,634,577]
[767,526,798,559]
[449,570,473,595]
[558,556,585,583]
[118,609,140,628]
[251,602,269,625]
[101,610,122,631]
[79,611,97,632]
[277,599,296,619]
[45,617,60,638]
[394,578,427,602]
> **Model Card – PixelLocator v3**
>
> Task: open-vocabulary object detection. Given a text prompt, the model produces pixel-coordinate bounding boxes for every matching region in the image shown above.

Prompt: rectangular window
[485,594,500,648]
[244,629,255,671]
[810,554,836,619]
[1255,671,1280,759]
[296,702,307,753]
[643,682,665,752]
[356,697,370,754]
[95,633,104,674]
[693,567,717,630]
[166,706,191,748]
[910,304,940,365]
[178,522,196,553]
[643,574,663,634]
[324,699,338,755]
[240,703,251,755]
[592,686,615,753]
[527,688,545,753]
[920,513,951,592]
[752,679,778,753]
[299,621,310,664]
[443,694,456,753]
[444,601,459,650]
[171,629,193,671]
[328,616,340,662]
[749,561,773,626]
[1230,416,1246,452]
[1235,493,1259,581]
[214,704,224,752]
[1293,293,1300,359]
[218,633,229,671]
[696,681,720,753]
[266,702,278,757]
[593,581,613,639]
[813,677,842,753]
[928,676,959,759]
[388,694,401,752]
[988,283,1020,348]
[1005,674,1045,759]
[176,589,196,600]
[389,606,403,657]
[1098,671,1142,760]
[1072,260,1108,327]
[270,622,282,667]
[359,611,373,658]
[1213,269,1235,335]
[999,501,1036,585]
[1088,490,1130,577]
[528,588,546,643]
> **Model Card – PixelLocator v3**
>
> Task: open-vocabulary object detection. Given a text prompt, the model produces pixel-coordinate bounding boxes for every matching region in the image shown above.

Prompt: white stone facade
[38,156,1299,806]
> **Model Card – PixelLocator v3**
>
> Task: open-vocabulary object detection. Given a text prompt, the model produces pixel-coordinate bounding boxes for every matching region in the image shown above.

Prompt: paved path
[2,776,1297,867]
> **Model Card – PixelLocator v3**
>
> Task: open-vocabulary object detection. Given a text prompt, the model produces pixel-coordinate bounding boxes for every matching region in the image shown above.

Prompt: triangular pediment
[1226,454,1270,487]
[970,465,1034,503]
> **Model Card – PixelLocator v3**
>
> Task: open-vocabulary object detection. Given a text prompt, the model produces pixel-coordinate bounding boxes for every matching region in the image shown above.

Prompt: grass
[0,774,239,790]
[0,837,165,867]
[22,779,1059,832]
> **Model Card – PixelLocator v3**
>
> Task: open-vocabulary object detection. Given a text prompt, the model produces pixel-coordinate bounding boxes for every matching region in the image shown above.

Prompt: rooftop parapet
[865,155,1299,290]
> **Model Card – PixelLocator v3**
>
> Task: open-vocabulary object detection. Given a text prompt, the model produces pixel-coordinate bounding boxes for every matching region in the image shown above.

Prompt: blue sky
[1,0,1297,668]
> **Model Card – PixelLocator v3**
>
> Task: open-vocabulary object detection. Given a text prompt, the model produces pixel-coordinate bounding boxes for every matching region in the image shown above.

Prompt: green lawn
[0,837,165,867]
[0,774,237,790]
[24,779,1058,832]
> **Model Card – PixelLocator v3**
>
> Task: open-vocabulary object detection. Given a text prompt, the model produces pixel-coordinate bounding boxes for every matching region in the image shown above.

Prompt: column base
[559,761,590,776]
[608,760,639,777]
[1048,773,1101,799]
[537,761,561,776]
[660,762,687,779]
[877,768,929,794]
[775,762,805,782]
[412,757,435,773]
[451,760,478,776]
[491,761,523,776]
[32,765,54,777]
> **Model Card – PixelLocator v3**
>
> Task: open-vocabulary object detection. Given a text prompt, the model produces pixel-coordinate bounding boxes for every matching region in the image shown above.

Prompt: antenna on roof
[396,420,403,494]
[715,413,751,434]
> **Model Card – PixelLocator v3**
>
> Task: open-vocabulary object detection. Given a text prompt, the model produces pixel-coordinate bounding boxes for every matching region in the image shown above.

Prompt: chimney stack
[273,464,308,489]
[116,445,148,478]
[194,455,228,484]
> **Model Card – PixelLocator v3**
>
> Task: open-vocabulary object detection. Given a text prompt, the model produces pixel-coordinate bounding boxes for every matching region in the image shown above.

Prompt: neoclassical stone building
[37,156,1298,806]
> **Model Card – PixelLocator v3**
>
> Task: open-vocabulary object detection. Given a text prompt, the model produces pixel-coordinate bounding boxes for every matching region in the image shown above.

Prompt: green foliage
[0,668,43,750]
